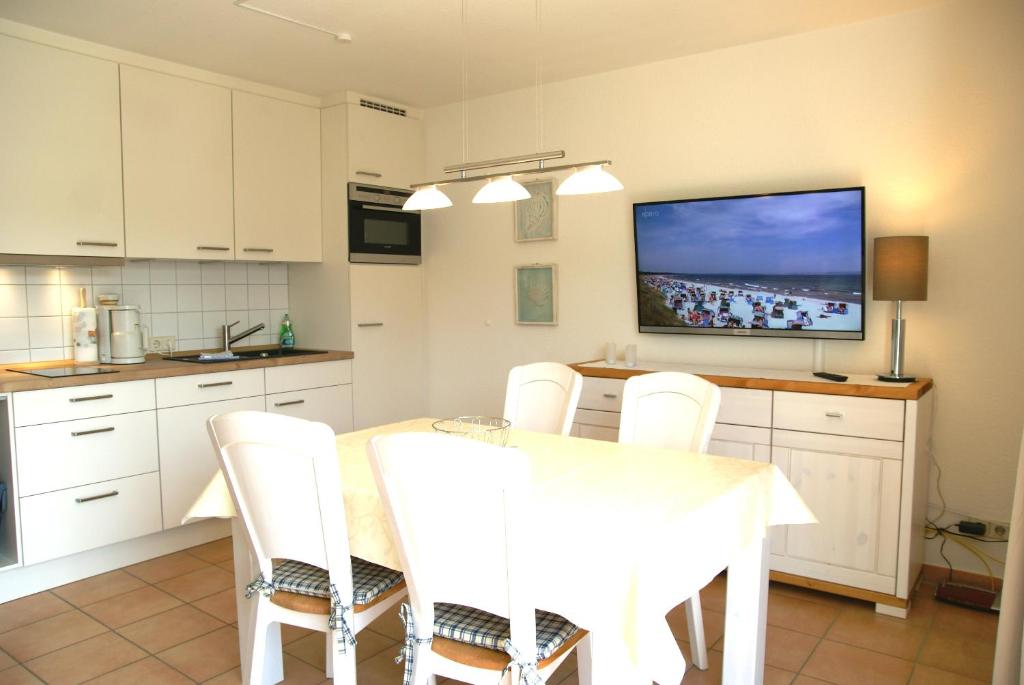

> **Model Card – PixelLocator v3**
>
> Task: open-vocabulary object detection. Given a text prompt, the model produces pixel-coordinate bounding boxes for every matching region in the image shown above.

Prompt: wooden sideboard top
[569,360,933,401]
[0,347,354,393]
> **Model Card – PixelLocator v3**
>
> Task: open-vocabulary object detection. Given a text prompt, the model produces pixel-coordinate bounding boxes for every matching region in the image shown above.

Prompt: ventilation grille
[360,99,407,117]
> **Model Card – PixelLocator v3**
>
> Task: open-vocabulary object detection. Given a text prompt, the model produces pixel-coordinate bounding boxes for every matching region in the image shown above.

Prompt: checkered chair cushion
[272,557,404,605]
[433,603,579,661]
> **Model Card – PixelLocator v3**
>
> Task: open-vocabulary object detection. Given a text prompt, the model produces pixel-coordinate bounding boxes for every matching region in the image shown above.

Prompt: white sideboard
[0,358,353,602]
[570,360,933,618]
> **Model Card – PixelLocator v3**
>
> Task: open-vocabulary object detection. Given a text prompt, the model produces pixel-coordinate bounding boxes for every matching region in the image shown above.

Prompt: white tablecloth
[186,418,815,683]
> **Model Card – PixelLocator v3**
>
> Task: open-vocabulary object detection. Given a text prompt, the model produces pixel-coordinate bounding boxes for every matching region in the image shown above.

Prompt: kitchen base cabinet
[267,384,353,434]
[158,395,265,530]
[569,360,933,617]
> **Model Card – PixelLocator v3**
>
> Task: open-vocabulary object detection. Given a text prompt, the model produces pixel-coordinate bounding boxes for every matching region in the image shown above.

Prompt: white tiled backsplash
[0,261,290,363]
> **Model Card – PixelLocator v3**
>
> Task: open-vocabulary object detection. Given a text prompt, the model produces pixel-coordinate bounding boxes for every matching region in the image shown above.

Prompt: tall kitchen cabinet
[349,264,427,429]
[120,66,235,260]
[233,91,322,262]
[0,35,124,258]
[347,100,425,190]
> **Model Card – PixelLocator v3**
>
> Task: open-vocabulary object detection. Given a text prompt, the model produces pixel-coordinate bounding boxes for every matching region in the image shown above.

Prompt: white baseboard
[0,519,231,603]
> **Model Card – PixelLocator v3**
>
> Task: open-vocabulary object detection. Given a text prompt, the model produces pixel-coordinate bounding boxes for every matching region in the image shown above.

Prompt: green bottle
[279,314,295,349]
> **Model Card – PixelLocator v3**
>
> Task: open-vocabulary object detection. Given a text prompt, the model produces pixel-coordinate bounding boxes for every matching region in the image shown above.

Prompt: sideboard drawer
[156,369,265,408]
[20,472,163,566]
[718,388,772,428]
[16,411,159,496]
[578,377,625,412]
[13,380,155,427]
[773,392,905,441]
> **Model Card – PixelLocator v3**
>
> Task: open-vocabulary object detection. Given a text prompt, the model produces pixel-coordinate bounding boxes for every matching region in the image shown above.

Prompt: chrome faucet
[222,321,266,353]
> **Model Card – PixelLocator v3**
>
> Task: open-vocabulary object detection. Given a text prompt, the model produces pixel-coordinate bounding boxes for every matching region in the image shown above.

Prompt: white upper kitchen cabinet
[0,35,124,257]
[232,91,322,262]
[347,102,424,190]
[121,66,235,260]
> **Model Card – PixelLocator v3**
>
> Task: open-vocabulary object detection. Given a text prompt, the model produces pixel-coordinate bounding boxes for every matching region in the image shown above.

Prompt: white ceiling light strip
[233,0,352,42]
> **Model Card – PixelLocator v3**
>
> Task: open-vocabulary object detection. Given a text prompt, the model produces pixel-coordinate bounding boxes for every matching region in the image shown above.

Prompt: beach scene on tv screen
[635,190,863,332]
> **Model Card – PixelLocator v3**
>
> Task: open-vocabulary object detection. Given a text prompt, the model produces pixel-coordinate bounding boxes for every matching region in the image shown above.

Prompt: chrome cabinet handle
[69,394,113,403]
[274,399,305,407]
[71,427,115,437]
[355,170,383,177]
[243,247,274,253]
[357,322,384,327]
[825,411,844,418]
[197,245,230,251]
[602,393,618,399]
[76,240,118,247]
[198,381,233,389]
[76,490,119,503]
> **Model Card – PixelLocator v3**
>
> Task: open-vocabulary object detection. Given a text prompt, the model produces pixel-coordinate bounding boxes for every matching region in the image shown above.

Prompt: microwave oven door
[349,202,422,264]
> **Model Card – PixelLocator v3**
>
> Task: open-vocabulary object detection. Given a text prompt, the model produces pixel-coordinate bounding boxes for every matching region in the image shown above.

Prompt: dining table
[184,417,815,685]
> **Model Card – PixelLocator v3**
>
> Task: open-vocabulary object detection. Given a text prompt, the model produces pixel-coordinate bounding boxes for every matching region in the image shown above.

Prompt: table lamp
[873,236,928,382]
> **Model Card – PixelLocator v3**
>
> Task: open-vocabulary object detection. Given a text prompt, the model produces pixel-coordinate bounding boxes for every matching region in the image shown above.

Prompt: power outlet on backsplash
[149,336,176,354]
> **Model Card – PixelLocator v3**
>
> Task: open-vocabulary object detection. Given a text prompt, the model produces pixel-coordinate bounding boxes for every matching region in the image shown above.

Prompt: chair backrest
[617,372,722,453]
[503,362,583,436]
[367,432,538,649]
[208,411,351,589]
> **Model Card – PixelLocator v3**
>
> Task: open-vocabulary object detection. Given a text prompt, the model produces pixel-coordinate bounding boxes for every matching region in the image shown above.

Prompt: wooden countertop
[0,347,354,393]
[569,360,933,401]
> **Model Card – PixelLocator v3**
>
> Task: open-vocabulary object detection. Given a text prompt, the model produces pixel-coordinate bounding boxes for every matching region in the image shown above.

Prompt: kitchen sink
[165,348,329,363]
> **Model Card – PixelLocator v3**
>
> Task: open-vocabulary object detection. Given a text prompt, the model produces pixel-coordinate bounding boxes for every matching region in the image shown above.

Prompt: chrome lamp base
[878,300,915,383]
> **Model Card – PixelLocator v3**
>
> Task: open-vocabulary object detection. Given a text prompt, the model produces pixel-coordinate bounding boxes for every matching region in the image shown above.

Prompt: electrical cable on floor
[945,533,997,591]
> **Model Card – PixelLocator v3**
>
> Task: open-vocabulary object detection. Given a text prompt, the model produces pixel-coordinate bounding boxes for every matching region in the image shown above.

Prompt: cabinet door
[157,395,264,529]
[350,264,425,429]
[707,424,771,462]
[347,104,424,189]
[121,66,234,259]
[772,433,901,578]
[267,384,353,434]
[0,35,124,257]
[233,91,321,262]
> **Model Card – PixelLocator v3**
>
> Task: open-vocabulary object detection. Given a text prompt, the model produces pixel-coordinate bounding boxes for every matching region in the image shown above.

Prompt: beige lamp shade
[873,236,929,301]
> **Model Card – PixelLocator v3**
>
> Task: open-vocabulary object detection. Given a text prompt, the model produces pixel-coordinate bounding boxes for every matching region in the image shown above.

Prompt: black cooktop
[7,367,120,378]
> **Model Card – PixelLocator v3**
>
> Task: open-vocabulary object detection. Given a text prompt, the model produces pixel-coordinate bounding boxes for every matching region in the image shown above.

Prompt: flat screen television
[634,186,865,340]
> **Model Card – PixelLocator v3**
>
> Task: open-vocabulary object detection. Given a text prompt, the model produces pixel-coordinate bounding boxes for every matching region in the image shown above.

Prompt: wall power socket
[149,336,176,354]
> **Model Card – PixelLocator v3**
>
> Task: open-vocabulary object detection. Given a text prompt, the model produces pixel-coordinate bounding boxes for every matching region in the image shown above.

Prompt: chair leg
[246,602,271,685]
[575,633,593,685]
[326,630,357,685]
[685,593,709,670]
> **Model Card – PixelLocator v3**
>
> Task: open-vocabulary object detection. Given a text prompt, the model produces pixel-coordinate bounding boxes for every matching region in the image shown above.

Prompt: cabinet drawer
[156,369,264,408]
[573,408,620,429]
[773,392,905,441]
[718,388,772,428]
[267,384,353,434]
[578,377,625,412]
[265,360,352,394]
[13,380,155,427]
[16,411,159,496]
[20,472,163,565]
[576,423,618,442]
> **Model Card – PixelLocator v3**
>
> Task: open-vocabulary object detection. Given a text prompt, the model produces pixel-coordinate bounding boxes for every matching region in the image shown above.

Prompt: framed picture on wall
[514,179,557,242]
[514,264,558,325]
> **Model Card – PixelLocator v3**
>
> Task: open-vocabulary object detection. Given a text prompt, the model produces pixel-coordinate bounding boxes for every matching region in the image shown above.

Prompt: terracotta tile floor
[0,537,997,684]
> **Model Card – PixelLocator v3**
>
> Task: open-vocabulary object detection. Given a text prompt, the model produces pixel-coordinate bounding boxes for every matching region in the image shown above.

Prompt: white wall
[422,0,1024,574]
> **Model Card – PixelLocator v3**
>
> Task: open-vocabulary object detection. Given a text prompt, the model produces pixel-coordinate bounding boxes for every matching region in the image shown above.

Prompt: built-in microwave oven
[348,183,422,264]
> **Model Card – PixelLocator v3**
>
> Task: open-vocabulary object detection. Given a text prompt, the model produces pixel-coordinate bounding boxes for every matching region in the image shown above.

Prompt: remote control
[813,371,848,382]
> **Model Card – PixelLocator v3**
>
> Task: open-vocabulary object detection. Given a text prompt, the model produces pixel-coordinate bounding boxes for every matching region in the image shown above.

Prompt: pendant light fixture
[404,0,622,210]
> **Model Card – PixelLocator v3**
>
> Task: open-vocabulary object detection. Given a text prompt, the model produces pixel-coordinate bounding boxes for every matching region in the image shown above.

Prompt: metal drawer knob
[71,427,115,437]
[825,411,844,418]
[69,394,113,403]
[274,399,305,407]
[602,393,618,399]
[198,381,233,389]
[76,490,119,503]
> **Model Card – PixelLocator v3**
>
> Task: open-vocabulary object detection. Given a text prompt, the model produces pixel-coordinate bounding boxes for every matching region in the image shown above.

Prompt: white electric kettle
[97,298,147,364]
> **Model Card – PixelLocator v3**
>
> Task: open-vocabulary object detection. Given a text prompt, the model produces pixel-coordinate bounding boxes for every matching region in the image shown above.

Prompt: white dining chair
[367,431,591,685]
[617,371,722,671]
[208,411,406,685]
[503,362,583,436]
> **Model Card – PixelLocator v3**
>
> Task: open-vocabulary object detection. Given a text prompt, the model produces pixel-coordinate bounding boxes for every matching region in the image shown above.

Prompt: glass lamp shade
[472,176,531,204]
[555,164,624,196]
[403,185,452,211]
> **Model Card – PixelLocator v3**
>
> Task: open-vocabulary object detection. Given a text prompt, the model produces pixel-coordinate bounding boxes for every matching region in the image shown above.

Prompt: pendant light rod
[443,150,565,174]
[412,159,613,190]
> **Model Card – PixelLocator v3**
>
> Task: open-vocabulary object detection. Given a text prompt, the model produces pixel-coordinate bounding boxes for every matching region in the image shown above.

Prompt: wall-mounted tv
[634,187,865,340]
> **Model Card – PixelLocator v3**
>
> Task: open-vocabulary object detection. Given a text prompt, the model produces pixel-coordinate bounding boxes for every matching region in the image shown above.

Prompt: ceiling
[0,0,941,107]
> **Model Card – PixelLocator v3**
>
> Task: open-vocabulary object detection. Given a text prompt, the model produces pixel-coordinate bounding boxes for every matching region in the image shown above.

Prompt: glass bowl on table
[431,416,511,447]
